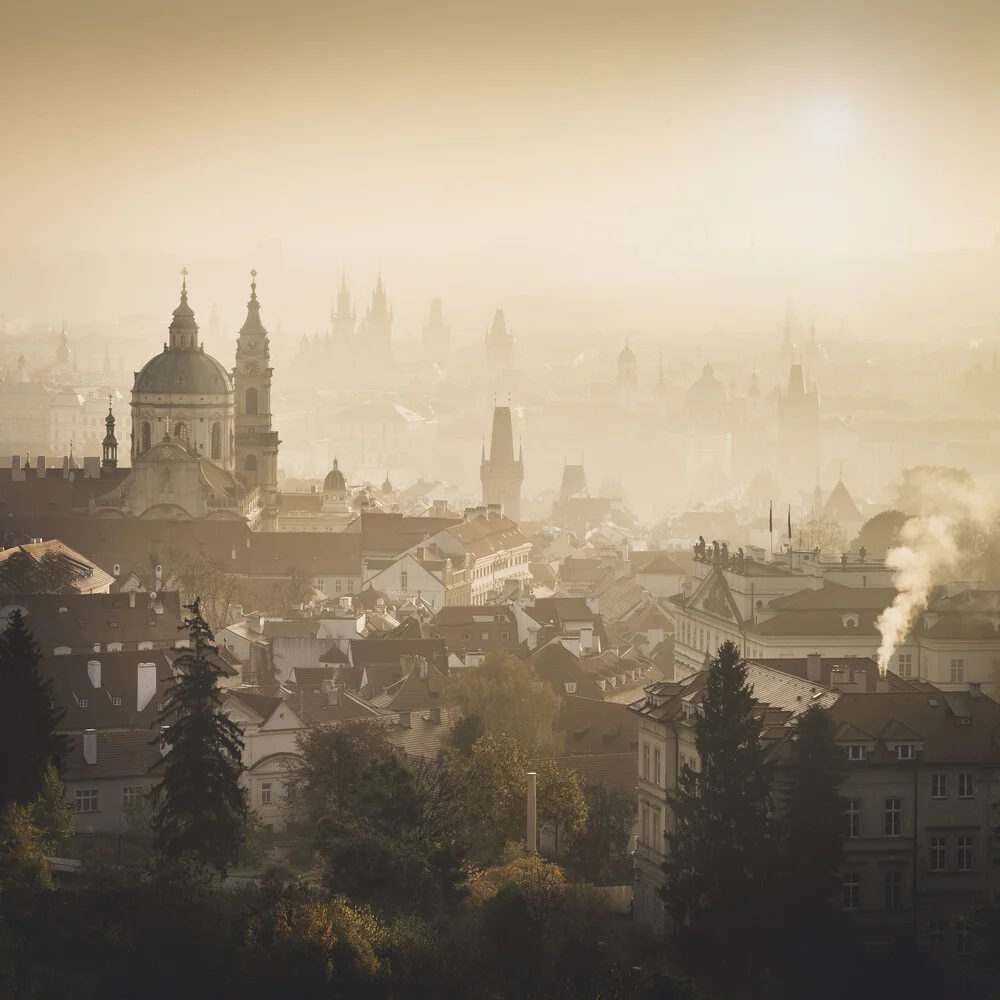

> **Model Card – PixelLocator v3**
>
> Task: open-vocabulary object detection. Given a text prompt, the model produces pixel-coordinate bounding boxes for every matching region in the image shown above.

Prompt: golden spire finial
[180,266,189,293]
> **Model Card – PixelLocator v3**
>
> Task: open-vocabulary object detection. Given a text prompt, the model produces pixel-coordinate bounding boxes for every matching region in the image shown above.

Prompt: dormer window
[841,613,859,629]
[564,682,577,694]
[847,744,867,761]
[896,744,916,760]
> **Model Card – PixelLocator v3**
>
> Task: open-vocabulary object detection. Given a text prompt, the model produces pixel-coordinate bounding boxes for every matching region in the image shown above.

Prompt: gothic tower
[480,403,524,522]
[485,307,514,369]
[777,359,820,493]
[360,272,393,365]
[101,400,118,471]
[234,271,280,530]
[331,272,356,351]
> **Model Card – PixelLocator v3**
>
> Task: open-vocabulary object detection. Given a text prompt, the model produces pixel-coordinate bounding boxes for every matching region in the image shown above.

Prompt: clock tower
[234,271,280,530]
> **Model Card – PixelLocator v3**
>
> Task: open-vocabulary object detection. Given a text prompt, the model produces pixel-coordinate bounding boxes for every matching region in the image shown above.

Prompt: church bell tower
[234,271,280,530]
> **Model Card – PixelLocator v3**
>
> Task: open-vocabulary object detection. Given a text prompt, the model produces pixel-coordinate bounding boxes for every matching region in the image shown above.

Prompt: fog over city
[1,2,1000,997]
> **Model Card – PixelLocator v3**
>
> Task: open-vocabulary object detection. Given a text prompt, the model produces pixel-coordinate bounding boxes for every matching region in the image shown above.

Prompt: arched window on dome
[211,422,222,460]
[246,388,258,416]
[141,421,151,454]
[174,423,189,447]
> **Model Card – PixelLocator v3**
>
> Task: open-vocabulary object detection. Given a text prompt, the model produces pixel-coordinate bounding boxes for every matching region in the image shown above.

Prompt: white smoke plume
[875,469,999,677]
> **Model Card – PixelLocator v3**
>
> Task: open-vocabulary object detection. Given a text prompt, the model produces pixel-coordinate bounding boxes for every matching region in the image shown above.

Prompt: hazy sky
[2,0,1000,329]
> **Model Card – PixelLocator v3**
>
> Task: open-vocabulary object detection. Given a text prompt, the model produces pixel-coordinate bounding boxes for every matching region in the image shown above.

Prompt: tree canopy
[446,651,563,756]
[0,609,66,813]
[150,598,247,875]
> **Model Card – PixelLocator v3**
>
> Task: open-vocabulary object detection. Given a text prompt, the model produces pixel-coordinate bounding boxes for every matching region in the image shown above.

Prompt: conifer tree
[150,598,247,875]
[0,610,65,813]
[662,641,772,978]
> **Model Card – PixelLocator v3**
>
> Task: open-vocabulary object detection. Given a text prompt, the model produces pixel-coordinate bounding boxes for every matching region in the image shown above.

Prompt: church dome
[618,339,636,364]
[135,348,232,394]
[686,363,729,406]
[324,458,347,493]
[135,283,233,395]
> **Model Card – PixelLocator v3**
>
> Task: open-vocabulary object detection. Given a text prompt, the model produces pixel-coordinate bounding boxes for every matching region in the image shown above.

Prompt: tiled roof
[747,656,919,694]
[350,638,448,671]
[62,728,162,782]
[261,619,323,640]
[824,691,1000,764]
[431,604,514,626]
[386,706,455,759]
[540,753,637,795]
[355,512,461,557]
[45,649,176,732]
[225,690,283,722]
[446,516,530,559]
[593,577,646,624]
[560,696,638,755]
[0,539,115,592]
[0,591,183,649]
[769,585,896,611]
[636,552,687,576]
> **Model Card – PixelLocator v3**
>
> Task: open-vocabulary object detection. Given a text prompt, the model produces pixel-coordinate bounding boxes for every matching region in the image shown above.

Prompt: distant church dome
[618,339,636,364]
[134,286,233,394]
[686,363,729,407]
[324,458,347,493]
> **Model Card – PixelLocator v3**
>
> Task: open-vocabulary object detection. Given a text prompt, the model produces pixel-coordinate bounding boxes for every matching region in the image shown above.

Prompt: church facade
[92,271,280,529]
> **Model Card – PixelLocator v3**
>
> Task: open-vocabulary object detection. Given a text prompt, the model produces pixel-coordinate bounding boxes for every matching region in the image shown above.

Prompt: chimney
[419,656,428,680]
[970,682,982,699]
[398,711,411,729]
[129,590,136,608]
[806,652,822,683]
[876,679,889,694]
[36,456,45,476]
[83,729,97,765]
[11,455,23,481]
[83,456,100,479]
[87,659,101,689]
[137,662,157,711]
[585,597,600,616]
[527,770,537,854]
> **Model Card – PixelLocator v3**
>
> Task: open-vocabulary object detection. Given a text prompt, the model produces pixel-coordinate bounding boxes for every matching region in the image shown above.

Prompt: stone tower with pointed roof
[778,359,820,491]
[234,271,280,530]
[480,403,523,522]
[359,272,393,364]
[617,338,637,386]
[485,307,514,369]
[331,272,356,350]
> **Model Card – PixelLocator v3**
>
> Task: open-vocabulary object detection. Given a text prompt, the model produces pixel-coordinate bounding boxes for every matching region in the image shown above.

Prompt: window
[654,749,662,786]
[79,698,88,709]
[335,579,342,593]
[898,652,913,678]
[842,872,860,910]
[564,682,577,694]
[846,799,862,839]
[260,782,272,806]
[211,422,222,460]
[884,798,902,837]
[929,920,947,946]
[884,870,902,910]
[122,785,144,810]
[245,387,259,415]
[347,580,353,593]
[931,774,947,799]
[75,789,99,813]
[930,836,947,872]
[642,743,650,780]
[847,744,866,761]
[957,836,974,872]
[400,571,408,590]
[950,658,964,683]
[956,919,971,956]
[959,773,975,798]
[500,631,510,640]
[679,753,687,771]
[244,454,257,474]
[641,803,649,845]
[462,631,472,641]
[481,632,489,641]
[112,696,122,707]
[141,421,152,453]
[897,744,916,760]
[652,809,661,851]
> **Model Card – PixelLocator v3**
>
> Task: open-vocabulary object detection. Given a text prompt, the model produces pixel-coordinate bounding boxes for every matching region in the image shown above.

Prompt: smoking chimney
[527,770,537,854]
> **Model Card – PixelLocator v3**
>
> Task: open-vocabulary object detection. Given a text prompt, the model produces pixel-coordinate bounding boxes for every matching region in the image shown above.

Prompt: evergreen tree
[32,762,76,854]
[662,640,772,984]
[0,609,65,813]
[150,598,247,875]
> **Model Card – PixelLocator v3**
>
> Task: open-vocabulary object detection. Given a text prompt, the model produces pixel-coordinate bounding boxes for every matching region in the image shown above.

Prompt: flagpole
[769,500,773,561]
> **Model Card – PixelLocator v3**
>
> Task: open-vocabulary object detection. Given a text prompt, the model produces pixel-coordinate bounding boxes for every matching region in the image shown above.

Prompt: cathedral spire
[169,267,199,350]
[102,397,118,470]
